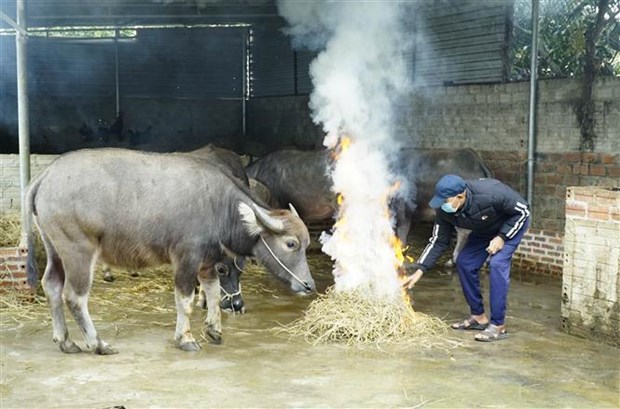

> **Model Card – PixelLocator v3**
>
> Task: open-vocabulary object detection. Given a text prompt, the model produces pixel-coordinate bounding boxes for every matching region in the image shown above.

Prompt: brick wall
[512,228,564,278]
[561,186,619,346]
[408,78,620,277]
[2,78,619,278]
[0,247,29,292]
[0,154,59,214]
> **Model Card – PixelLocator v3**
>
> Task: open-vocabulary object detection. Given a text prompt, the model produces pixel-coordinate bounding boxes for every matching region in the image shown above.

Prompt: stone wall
[561,186,619,346]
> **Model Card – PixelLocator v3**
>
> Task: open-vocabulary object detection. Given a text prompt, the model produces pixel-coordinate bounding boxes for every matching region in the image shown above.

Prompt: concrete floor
[1,228,619,408]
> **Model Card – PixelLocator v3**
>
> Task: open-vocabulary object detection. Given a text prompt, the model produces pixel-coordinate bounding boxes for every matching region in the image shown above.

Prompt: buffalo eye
[215,264,228,276]
[286,240,297,249]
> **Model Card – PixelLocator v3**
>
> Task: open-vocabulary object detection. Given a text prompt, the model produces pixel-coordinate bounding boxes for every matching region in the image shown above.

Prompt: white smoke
[278,1,415,299]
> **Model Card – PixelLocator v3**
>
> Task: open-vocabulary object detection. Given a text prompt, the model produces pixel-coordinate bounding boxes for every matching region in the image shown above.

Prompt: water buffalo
[185,144,249,186]
[101,143,249,314]
[246,149,336,223]
[26,148,315,355]
[196,255,246,313]
[246,147,493,261]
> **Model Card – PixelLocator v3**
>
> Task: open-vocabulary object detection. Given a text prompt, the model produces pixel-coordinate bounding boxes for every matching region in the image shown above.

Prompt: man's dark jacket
[413,178,530,273]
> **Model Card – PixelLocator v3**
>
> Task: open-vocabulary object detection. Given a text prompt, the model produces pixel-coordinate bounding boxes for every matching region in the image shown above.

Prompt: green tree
[512,0,620,79]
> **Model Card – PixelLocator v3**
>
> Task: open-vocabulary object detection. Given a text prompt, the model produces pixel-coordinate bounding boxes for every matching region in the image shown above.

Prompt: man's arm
[495,183,530,241]
[411,216,454,273]
[403,217,453,289]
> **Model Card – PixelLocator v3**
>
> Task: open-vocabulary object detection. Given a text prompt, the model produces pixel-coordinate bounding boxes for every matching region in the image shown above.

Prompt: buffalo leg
[63,246,117,355]
[448,228,472,267]
[40,234,81,353]
[102,263,115,282]
[195,283,207,309]
[393,201,412,244]
[197,267,222,344]
[173,258,201,351]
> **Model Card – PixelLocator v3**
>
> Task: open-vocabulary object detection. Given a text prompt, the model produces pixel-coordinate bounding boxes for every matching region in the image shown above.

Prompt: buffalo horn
[288,203,300,218]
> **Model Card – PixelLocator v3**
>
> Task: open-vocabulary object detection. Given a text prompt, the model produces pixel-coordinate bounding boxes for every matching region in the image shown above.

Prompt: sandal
[450,317,489,331]
[475,324,509,342]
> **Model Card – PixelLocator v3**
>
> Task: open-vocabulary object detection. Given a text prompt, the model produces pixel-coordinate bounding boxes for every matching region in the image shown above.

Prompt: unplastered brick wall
[408,77,620,277]
[0,247,29,292]
[561,186,619,346]
[511,228,564,277]
[0,154,59,215]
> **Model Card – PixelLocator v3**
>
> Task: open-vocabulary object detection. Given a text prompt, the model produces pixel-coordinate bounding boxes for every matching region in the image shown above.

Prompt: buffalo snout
[220,294,245,313]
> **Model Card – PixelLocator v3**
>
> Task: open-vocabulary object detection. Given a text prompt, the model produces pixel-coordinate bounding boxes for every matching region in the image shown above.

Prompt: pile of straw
[0,212,21,247]
[282,287,458,350]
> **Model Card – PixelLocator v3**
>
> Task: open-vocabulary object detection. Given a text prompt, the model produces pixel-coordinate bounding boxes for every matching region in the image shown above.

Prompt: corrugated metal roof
[13,0,281,28]
[414,0,512,85]
[0,27,243,99]
[295,49,316,95]
[119,27,243,98]
[1,0,515,101]
[249,27,295,97]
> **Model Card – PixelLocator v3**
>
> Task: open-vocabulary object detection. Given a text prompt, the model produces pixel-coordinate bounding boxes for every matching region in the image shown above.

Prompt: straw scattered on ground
[2,213,460,351]
[281,286,461,351]
[0,212,22,247]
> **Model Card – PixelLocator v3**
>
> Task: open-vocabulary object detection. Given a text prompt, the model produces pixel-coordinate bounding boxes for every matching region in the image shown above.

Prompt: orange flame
[390,235,406,269]
[332,135,352,161]
[340,135,351,151]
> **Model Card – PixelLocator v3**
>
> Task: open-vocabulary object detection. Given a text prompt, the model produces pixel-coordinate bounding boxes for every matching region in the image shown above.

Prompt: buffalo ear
[252,203,284,233]
[237,202,284,235]
[288,203,300,218]
[238,202,263,236]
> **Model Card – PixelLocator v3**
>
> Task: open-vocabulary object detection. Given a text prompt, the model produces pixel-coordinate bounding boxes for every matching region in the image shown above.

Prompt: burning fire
[390,235,406,269]
[322,135,415,300]
[339,136,351,153]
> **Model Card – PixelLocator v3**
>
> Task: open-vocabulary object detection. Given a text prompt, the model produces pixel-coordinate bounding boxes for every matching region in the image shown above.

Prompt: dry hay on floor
[0,212,21,247]
[282,287,460,351]
[89,265,177,319]
[0,289,48,331]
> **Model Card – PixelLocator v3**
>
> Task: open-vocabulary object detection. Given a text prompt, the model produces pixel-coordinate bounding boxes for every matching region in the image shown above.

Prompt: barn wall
[0,154,58,215]
[245,96,323,155]
[246,77,620,277]
[561,186,619,347]
[0,28,245,154]
[409,77,619,277]
[2,78,618,278]
[0,97,243,154]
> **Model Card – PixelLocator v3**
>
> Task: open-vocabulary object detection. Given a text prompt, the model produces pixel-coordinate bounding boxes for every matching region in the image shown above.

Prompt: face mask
[441,201,458,213]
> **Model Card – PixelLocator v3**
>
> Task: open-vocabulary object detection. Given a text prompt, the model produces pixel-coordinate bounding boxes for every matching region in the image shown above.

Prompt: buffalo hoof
[179,341,201,352]
[130,271,140,278]
[95,344,119,355]
[102,274,115,283]
[59,340,82,354]
[206,327,222,345]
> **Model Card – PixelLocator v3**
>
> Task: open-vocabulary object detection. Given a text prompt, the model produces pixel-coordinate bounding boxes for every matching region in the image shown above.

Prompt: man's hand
[402,269,424,289]
[486,236,505,255]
